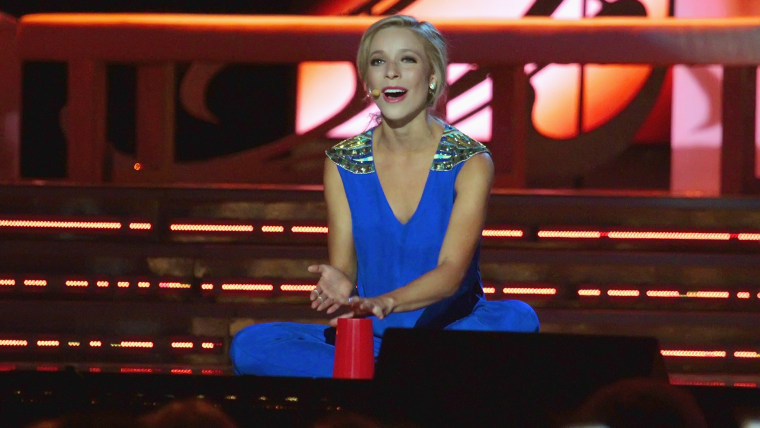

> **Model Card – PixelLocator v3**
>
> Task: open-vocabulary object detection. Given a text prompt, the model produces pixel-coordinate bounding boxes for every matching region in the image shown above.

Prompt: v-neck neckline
[370,127,444,226]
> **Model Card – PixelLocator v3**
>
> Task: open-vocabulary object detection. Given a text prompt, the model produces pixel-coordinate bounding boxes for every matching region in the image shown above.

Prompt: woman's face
[365,26,434,125]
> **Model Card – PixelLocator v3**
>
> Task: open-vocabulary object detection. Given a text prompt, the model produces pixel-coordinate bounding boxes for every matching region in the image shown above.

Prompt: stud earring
[429,82,436,90]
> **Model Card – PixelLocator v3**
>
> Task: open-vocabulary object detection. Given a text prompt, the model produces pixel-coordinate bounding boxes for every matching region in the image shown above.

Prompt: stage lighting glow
[482,229,524,238]
[129,222,152,230]
[646,290,680,298]
[737,292,751,299]
[170,223,254,232]
[171,341,194,349]
[261,225,285,233]
[503,287,557,295]
[23,279,47,287]
[201,283,214,290]
[137,281,150,288]
[280,284,315,292]
[608,231,731,240]
[201,342,216,349]
[89,341,103,347]
[220,283,274,291]
[0,219,122,229]
[159,282,191,289]
[734,351,760,358]
[482,287,496,294]
[538,230,602,239]
[661,350,727,358]
[66,280,88,288]
[68,341,81,347]
[96,281,109,288]
[733,382,758,388]
[737,233,760,241]
[578,289,601,296]
[0,279,15,286]
[685,291,730,299]
[121,368,154,374]
[291,226,328,234]
[36,340,60,347]
[116,341,154,348]
[608,289,640,297]
[117,281,130,288]
[171,368,193,375]
[201,369,224,375]
[0,339,27,347]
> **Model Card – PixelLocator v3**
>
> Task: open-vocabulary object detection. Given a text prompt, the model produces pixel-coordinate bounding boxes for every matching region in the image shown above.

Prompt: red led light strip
[538,229,741,241]
[170,224,254,233]
[482,229,523,238]
[0,219,121,230]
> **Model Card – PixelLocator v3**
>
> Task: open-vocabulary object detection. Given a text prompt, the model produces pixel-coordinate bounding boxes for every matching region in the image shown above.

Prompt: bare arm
[339,152,493,321]
[308,158,357,313]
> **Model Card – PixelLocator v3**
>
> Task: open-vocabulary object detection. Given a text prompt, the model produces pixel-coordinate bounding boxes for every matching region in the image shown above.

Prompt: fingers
[329,311,355,327]
[307,264,322,274]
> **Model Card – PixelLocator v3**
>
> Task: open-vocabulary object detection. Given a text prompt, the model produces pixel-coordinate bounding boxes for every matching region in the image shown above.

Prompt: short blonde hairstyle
[356,15,447,108]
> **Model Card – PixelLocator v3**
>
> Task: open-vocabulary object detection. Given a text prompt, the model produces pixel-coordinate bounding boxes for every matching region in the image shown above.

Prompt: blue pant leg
[445,299,539,333]
[230,322,336,378]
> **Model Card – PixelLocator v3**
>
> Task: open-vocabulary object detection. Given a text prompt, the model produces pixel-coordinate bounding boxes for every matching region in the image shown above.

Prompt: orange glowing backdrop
[296,0,671,142]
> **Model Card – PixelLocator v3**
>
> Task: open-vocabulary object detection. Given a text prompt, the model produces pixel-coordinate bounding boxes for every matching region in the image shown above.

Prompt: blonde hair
[356,15,447,108]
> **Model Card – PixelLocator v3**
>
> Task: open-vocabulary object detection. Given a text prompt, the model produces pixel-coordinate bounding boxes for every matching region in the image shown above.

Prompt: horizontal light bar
[734,351,760,359]
[482,229,523,238]
[607,231,731,241]
[220,283,274,291]
[0,219,121,230]
[607,289,640,297]
[158,282,191,289]
[538,229,747,241]
[280,284,315,292]
[128,222,152,230]
[261,225,285,233]
[291,226,328,234]
[538,230,601,239]
[578,289,601,296]
[482,286,496,294]
[502,287,557,295]
[170,224,254,232]
[661,349,727,358]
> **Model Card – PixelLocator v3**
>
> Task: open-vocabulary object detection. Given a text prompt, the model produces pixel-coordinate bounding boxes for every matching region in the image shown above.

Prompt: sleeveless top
[326,124,490,336]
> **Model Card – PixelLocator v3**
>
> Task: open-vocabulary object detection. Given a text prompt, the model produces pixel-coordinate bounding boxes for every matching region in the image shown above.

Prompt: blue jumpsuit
[230,125,539,377]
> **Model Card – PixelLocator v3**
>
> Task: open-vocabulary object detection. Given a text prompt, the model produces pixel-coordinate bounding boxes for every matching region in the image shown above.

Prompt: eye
[401,56,418,63]
[370,58,384,66]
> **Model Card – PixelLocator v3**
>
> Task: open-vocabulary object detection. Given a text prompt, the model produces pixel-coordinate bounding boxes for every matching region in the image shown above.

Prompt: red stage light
[280,284,315,292]
[220,283,273,291]
[0,219,121,230]
[201,283,214,290]
[661,349,726,358]
[36,340,60,347]
[159,282,191,289]
[734,351,760,359]
[66,280,89,288]
[0,339,27,347]
[685,291,730,299]
[261,225,285,233]
[170,368,193,375]
[23,279,47,287]
[646,290,680,298]
[578,289,601,296]
[481,229,523,238]
[170,223,254,232]
[538,230,601,239]
[608,231,731,240]
[117,341,154,349]
[0,279,15,286]
[737,292,751,299]
[291,226,328,234]
[737,233,760,241]
[129,222,152,230]
[482,287,496,294]
[607,289,640,297]
[171,341,194,349]
[502,287,557,295]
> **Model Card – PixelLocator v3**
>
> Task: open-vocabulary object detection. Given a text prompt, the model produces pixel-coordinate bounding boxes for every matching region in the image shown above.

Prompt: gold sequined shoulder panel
[325,125,489,174]
[431,127,490,171]
[326,130,375,174]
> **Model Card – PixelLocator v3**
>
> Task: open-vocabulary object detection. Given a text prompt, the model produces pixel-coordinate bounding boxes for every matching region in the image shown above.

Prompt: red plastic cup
[333,318,374,379]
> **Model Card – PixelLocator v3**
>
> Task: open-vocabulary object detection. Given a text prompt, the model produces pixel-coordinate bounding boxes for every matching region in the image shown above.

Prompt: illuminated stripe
[734,351,760,359]
[261,225,285,233]
[116,341,154,348]
[0,219,121,229]
[36,340,60,347]
[685,291,730,299]
[89,341,103,347]
[171,368,193,375]
[171,342,194,349]
[68,341,81,347]
[0,279,15,286]
[737,291,751,299]
[734,382,758,388]
[137,281,150,288]
[608,289,640,297]
[66,280,89,288]
[129,222,152,230]
[121,368,154,374]
[159,282,191,289]
[221,283,274,291]
[201,342,216,349]
[201,369,224,375]
[280,284,316,292]
[96,281,109,288]
[170,224,253,232]
[578,289,601,296]
[737,233,760,241]
[482,287,496,294]
[608,231,731,240]
[201,283,214,290]
[117,281,130,288]
[291,225,328,234]
[482,229,523,238]
[503,287,557,295]
[0,340,27,347]
[661,350,726,358]
[23,279,47,287]
[538,230,601,239]
[646,290,680,298]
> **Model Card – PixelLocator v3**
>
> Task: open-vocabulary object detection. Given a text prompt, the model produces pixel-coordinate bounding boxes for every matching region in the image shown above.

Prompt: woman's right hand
[307,264,355,314]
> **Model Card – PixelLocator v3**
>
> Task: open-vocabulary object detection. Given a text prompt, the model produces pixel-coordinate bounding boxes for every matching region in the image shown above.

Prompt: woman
[230,15,539,378]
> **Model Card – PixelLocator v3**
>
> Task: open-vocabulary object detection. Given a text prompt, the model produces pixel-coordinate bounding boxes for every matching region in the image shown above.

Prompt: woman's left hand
[329,295,394,326]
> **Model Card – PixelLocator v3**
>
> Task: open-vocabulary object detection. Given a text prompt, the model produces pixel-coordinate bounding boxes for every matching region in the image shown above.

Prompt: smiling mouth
[383,88,407,98]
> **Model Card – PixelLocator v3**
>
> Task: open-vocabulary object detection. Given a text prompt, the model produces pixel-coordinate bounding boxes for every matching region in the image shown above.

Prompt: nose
[385,61,399,79]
